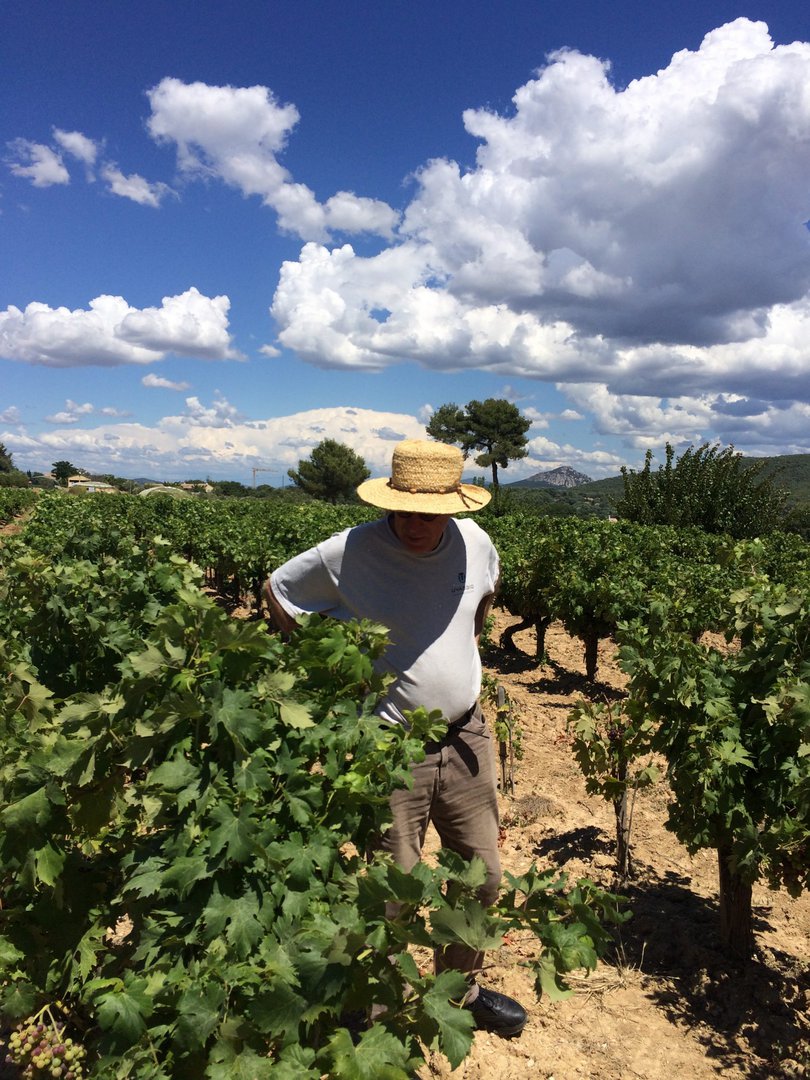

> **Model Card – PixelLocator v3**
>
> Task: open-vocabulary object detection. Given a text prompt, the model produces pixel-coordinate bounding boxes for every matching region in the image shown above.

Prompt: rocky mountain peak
[510,465,593,489]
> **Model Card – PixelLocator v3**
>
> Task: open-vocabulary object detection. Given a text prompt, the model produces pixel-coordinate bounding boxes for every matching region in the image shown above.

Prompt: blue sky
[3,0,810,485]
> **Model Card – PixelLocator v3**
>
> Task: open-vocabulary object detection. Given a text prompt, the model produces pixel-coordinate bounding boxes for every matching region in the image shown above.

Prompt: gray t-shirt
[270,515,499,726]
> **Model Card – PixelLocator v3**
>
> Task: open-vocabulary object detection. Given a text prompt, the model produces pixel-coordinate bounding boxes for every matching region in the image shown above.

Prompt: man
[263,438,527,1037]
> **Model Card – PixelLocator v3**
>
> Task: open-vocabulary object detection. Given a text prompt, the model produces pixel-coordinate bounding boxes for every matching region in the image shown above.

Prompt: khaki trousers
[378,704,501,984]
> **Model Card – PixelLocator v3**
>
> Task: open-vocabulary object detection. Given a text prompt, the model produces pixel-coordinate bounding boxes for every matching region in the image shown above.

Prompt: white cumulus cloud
[0,287,242,367]
[1,405,434,481]
[7,140,69,187]
[45,399,130,424]
[146,77,399,240]
[53,129,99,168]
[269,19,810,454]
[142,373,191,391]
[101,163,173,207]
[8,127,172,203]
[271,240,597,373]
[171,393,245,428]
[524,434,625,476]
[561,381,810,456]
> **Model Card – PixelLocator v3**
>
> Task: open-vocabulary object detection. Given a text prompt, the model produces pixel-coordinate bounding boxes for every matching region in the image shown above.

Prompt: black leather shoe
[464,986,527,1037]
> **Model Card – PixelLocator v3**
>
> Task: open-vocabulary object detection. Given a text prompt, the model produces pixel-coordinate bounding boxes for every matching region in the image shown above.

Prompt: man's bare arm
[262,577,298,635]
[474,591,495,642]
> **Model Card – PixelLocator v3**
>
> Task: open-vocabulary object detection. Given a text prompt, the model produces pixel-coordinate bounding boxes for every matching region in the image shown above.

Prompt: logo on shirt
[451,570,473,595]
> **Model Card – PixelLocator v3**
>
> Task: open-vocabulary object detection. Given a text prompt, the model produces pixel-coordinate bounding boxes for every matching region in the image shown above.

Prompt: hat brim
[356,477,491,513]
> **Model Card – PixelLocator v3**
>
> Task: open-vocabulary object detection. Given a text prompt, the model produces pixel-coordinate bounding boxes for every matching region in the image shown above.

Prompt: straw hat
[357,439,491,514]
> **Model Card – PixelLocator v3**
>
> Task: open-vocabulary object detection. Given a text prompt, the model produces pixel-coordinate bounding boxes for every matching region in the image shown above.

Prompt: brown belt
[449,702,477,728]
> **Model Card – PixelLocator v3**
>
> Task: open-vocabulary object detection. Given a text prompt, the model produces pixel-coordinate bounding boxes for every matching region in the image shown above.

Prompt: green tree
[51,460,79,486]
[29,473,57,490]
[212,480,250,498]
[426,398,531,489]
[288,438,371,503]
[0,443,15,473]
[92,473,138,493]
[0,444,28,488]
[616,443,789,539]
[425,403,468,446]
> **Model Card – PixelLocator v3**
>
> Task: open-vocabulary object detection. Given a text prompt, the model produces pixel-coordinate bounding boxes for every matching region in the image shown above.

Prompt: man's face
[390,511,450,554]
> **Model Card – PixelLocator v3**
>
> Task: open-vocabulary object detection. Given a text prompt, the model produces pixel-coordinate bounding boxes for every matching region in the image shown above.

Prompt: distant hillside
[575,474,625,500]
[742,454,810,504]
[585,453,810,505]
[509,465,593,489]
[555,453,810,508]
[501,452,810,524]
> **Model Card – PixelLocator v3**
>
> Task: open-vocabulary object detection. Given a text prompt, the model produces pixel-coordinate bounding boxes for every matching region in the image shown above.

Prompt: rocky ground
[416,613,809,1080]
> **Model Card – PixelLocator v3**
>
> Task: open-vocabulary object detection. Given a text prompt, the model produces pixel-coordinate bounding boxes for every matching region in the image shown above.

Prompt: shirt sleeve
[269,543,342,618]
[488,542,500,594]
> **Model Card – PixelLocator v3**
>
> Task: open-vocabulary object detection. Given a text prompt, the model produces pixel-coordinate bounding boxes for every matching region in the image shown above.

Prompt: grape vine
[0,529,624,1077]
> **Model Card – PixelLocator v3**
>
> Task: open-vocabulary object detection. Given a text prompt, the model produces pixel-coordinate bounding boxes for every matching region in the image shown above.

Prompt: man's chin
[402,537,432,554]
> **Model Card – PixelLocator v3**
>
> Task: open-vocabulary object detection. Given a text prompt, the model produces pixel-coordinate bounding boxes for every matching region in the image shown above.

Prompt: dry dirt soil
[416,612,809,1080]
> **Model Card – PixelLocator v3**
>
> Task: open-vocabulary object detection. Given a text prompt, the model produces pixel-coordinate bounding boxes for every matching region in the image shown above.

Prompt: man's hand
[262,577,297,635]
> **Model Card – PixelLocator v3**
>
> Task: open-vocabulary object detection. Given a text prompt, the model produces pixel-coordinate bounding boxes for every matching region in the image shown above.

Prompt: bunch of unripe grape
[1,1007,87,1079]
